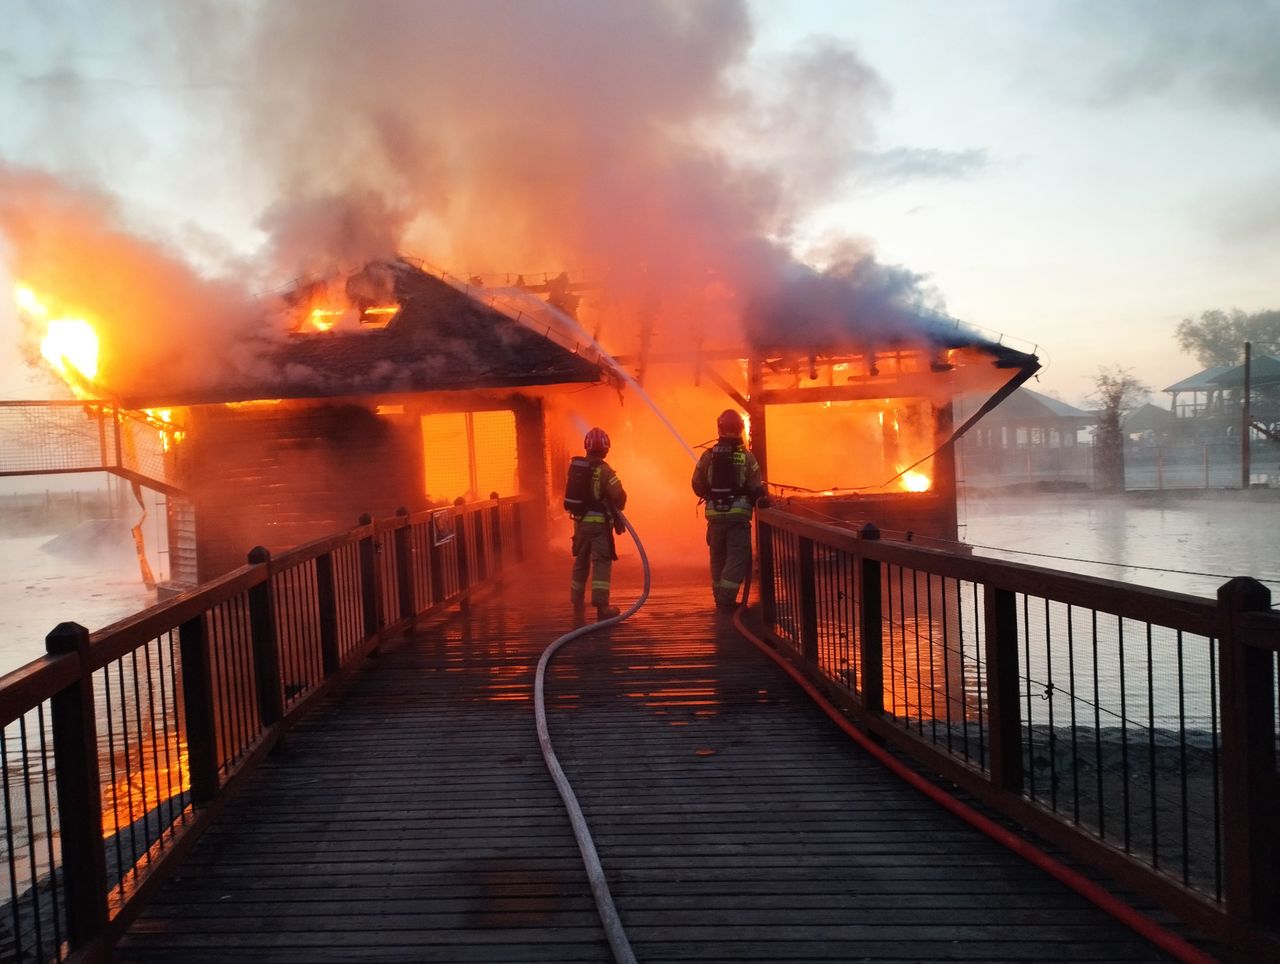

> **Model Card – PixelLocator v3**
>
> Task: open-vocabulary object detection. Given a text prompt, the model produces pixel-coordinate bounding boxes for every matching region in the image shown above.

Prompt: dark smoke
[743,241,956,349]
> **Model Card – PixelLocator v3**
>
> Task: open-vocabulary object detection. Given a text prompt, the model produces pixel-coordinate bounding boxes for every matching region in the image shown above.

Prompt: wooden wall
[179,394,550,580]
[182,401,422,578]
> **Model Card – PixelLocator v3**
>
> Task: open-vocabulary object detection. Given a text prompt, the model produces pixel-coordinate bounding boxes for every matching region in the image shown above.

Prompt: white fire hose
[534,510,649,964]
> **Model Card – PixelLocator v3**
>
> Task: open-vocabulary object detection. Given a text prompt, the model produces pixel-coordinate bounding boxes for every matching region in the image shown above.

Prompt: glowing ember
[901,470,931,492]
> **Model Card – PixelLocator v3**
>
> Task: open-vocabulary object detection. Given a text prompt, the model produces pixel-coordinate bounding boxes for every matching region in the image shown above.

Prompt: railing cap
[46,621,90,655]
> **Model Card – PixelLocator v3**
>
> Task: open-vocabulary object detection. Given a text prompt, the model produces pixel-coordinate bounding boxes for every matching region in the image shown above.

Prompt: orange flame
[900,470,931,492]
[307,308,342,332]
[299,303,399,333]
[15,284,101,394]
[142,408,186,452]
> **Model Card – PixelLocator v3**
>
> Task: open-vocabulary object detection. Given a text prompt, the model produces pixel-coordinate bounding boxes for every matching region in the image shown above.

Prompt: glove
[756,495,772,509]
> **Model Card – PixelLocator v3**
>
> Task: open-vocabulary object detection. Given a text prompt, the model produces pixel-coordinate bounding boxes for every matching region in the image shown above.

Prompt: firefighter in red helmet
[691,409,767,610]
[564,427,627,622]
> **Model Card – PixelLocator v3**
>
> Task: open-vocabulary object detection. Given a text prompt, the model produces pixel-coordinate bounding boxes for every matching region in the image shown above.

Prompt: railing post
[756,518,776,628]
[1217,576,1277,952]
[315,551,340,676]
[513,500,526,563]
[454,499,471,614]
[394,507,415,624]
[178,614,219,804]
[247,546,284,728]
[472,507,489,582]
[858,524,883,714]
[45,622,108,948]
[357,514,382,642]
[488,493,504,576]
[797,536,819,662]
[429,511,447,606]
[983,585,1023,792]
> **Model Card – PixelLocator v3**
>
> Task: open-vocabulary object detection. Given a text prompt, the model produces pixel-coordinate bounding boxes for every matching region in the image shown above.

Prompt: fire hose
[534,509,649,964]
[728,570,1217,964]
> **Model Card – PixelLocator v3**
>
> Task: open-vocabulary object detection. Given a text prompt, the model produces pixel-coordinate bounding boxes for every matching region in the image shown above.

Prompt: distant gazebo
[1164,365,1235,420]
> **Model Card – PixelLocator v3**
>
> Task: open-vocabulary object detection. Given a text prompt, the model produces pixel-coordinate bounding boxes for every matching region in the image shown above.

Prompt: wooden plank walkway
[116,565,1177,963]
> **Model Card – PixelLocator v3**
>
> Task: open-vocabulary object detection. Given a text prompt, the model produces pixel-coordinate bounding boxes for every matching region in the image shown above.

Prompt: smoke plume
[145,0,944,354]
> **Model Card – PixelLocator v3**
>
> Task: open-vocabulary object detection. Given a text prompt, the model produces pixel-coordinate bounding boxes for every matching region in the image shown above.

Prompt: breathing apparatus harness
[563,455,625,534]
[704,438,748,512]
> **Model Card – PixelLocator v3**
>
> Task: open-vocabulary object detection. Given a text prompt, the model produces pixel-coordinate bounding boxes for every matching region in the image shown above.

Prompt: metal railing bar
[2,730,24,960]
[18,715,45,958]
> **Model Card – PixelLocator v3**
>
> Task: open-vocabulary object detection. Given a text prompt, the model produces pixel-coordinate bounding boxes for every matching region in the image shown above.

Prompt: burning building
[13,251,1037,587]
[651,337,1039,544]
[89,259,610,582]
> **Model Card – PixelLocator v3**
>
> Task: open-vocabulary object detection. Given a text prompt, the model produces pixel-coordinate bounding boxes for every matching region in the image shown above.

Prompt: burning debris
[282,261,402,333]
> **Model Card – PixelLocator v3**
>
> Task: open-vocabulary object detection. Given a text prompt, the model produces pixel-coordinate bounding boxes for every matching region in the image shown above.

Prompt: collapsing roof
[121,261,604,408]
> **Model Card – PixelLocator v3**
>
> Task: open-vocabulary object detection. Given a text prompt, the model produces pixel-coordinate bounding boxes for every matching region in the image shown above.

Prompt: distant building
[954,387,1094,487]
[1164,365,1235,422]
[1121,402,1175,443]
[1163,355,1280,442]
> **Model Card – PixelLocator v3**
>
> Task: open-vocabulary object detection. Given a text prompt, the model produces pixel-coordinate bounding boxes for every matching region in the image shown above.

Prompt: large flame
[900,470,931,493]
[15,284,101,393]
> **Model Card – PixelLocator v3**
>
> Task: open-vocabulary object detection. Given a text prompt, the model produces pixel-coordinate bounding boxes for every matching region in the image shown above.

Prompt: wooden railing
[0,496,529,963]
[756,507,1278,960]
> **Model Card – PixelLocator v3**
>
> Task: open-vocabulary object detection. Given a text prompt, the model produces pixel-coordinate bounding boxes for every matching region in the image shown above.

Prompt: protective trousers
[570,519,615,608]
[707,519,752,608]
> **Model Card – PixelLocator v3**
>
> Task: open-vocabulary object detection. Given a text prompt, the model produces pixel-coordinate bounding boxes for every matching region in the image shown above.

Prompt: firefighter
[565,427,627,622]
[691,409,767,611]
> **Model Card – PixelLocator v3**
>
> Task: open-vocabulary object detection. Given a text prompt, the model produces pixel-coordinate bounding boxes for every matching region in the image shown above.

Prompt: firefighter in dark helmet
[565,427,627,622]
[692,409,767,610]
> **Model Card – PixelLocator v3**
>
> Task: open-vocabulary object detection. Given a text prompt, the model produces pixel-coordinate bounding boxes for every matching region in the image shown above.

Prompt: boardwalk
[116,566,1177,963]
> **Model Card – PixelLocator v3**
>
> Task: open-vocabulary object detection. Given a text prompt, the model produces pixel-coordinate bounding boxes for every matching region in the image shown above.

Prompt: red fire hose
[730,574,1217,964]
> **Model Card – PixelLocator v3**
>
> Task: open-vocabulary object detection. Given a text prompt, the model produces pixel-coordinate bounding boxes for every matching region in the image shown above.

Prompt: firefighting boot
[596,604,620,621]
[572,598,586,626]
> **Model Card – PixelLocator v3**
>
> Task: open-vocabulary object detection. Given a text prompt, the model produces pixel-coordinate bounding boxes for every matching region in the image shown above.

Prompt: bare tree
[1090,366,1149,492]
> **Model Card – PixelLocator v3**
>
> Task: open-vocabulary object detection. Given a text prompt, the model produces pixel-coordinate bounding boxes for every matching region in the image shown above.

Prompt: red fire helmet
[584,427,611,456]
[717,409,745,438]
